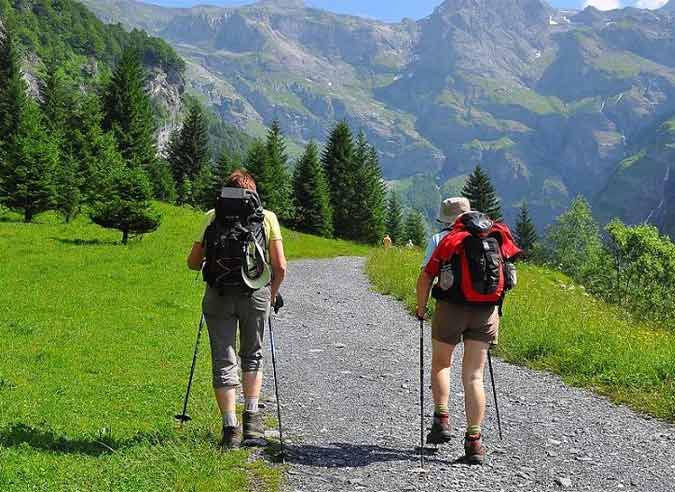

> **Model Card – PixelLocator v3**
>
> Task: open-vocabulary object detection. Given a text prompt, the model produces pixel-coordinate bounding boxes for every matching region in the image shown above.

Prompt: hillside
[0,204,369,491]
[0,0,186,135]
[595,113,675,236]
[80,0,675,228]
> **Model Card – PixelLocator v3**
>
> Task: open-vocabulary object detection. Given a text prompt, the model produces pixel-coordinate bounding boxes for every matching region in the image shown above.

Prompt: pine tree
[215,150,236,187]
[322,121,357,238]
[68,95,128,206]
[462,164,503,221]
[167,99,210,201]
[264,120,294,221]
[405,209,427,247]
[349,131,386,244]
[245,139,267,186]
[102,48,157,171]
[0,101,58,222]
[54,151,81,223]
[0,22,26,153]
[515,202,538,255]
[40,64,70,136]
[40,63,81,221]
[293,141,333,237]
[146,159,177,203]
[386,192,405,245]
[192,163,216,211]
[90,166,161,244]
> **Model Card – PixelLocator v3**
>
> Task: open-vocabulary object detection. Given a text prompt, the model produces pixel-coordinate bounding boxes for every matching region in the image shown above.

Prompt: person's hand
[416,305,427,321]
[272,293,284,314]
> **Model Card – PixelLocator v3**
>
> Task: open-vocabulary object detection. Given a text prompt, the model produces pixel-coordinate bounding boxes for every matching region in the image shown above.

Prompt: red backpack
[427,212,521,306]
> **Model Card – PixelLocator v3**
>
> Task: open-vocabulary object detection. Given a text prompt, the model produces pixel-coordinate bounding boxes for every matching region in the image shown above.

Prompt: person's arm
[269,239,287,306]
[187,243,205,271]
[416,270,434,320]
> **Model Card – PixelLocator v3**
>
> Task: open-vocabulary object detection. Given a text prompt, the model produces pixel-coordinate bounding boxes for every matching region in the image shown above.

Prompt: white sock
[223,412,238,428]
[245,397,259,413]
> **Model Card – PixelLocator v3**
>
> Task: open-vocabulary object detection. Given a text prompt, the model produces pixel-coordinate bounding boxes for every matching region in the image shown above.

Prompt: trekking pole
[175,314,205,425]
[269,294,286,463]
[419,318,425,469]
[487,348,503,440]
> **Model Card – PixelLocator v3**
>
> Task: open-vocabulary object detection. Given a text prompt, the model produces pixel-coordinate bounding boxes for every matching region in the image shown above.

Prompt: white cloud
[582,0,622,10]
[634,0,669,8]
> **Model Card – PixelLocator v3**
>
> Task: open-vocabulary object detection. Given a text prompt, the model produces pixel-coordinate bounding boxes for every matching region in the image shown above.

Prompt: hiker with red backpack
[416,197,521,465]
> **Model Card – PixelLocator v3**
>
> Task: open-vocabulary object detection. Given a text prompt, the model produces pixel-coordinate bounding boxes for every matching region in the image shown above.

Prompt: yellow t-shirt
[195,209,283,249]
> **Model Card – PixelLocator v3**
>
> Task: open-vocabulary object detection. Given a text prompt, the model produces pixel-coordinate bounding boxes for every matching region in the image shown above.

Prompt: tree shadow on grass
[51,237,117,246]
[0,423,170,457]
[271,442,444,468]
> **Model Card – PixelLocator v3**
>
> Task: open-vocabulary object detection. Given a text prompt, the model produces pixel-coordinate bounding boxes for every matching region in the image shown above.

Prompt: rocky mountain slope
[81,0,675,229]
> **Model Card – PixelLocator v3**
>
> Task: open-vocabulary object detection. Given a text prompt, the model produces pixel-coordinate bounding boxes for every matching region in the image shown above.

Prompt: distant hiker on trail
[416,197,521,465]
[187,170,287,449]
[383,235,393,249]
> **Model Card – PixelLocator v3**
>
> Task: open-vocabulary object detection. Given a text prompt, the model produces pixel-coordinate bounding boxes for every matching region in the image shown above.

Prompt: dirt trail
[263,257,675,491]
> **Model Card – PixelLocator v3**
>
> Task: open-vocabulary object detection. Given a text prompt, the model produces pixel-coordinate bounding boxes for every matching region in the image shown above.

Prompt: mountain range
[80,0,675,230]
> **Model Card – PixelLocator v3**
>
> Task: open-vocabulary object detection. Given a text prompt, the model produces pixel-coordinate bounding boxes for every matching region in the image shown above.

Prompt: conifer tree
[167,100,210,201]
[0,22,26,152]
[350,131,386,244]
[386,192,405,245]
[264,120,294,221]
[54,151,81,223]
[405,209,427,247]
[90,165,161,244]
[40,64,70,135]
[293,141,333,237]
[515,202,538,255]
[462,164,503,221]
[215,150,235,187]
[41,64,82,221]
[67,95,126,205]
[244,138,267,189]
[192,163,216,211]
[0,101,58,222]
[146,159,177,203]
[102,48,157,171]
[322,121,357,238]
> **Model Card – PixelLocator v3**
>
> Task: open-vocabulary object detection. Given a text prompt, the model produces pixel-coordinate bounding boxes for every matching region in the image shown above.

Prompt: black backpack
[202,188,268,292]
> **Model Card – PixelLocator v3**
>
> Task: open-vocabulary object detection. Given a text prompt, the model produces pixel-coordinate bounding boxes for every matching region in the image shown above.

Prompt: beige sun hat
[438,197,471,225]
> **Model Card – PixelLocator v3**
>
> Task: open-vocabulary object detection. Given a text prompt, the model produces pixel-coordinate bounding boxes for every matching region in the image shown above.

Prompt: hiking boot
[426,413,452,444]
[222,426,242,449]
[242,411,265,442]
[464,433,485,465]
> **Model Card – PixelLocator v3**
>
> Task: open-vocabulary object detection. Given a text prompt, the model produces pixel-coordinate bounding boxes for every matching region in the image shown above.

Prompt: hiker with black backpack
[187,170,287,449]
[416,198,521,465]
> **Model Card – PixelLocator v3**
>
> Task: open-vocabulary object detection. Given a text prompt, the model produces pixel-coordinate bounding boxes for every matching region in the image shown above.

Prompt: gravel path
[262,257,675,492]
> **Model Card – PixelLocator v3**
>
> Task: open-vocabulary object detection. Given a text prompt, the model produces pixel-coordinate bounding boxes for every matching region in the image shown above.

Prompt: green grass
[0,203,369,492]
[367,249,675,421]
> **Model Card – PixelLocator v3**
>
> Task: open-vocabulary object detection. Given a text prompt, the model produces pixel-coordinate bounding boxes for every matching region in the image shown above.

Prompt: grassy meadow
[0,203,369,492]
[367,248,675,422]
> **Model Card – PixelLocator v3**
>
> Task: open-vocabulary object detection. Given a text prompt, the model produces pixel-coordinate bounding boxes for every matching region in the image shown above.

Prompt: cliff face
[82,0,675,227]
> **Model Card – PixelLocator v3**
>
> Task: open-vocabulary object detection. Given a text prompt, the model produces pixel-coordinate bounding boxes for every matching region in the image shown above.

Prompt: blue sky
[146,1,669,21]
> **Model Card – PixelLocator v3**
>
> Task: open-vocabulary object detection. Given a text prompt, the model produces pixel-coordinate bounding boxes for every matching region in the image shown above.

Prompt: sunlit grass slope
[0,203,369,492]
[367,248,675,421]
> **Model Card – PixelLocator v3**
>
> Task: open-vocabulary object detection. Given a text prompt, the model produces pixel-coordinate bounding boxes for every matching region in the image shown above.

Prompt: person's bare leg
[215,387,237,415]
[462,339,490,429]
[242,371,263,402]
[431,340,455,406]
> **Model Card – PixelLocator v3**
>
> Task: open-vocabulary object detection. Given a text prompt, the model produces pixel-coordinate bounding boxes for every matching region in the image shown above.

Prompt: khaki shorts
[432,301,499,346]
